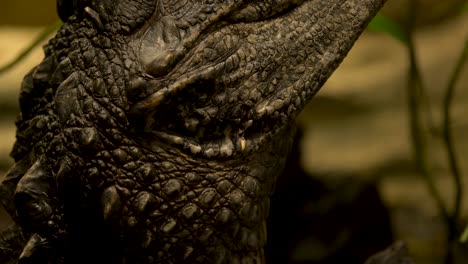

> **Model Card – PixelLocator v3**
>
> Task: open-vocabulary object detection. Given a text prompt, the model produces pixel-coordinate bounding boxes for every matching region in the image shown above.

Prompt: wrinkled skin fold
[0,0,385,263]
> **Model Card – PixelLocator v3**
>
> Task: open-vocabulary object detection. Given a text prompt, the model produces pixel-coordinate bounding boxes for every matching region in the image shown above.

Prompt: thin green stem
[0,20,61,75]
[443,34,468,226]
[461,223,468,243]
[406,36,452,231]
[404,2,454,263]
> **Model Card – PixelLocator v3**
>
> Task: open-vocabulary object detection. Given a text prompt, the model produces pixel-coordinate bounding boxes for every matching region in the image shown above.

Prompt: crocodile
[0,0,387,263]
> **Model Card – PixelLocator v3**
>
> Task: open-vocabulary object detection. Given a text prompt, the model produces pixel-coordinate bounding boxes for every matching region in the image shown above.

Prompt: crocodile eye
[57,0,80,21]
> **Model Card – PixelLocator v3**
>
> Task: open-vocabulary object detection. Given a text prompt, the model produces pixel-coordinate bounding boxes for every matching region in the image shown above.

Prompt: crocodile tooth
[84,6,104,29]
[18,233,48,263]
[101,185,121,221]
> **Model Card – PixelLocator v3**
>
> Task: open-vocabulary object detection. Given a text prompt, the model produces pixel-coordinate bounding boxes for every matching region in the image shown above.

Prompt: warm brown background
[0,0,58,25]
[0,0,467,263]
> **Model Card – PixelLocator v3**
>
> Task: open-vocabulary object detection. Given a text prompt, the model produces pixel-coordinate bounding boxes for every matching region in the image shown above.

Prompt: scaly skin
[0,0,385,263]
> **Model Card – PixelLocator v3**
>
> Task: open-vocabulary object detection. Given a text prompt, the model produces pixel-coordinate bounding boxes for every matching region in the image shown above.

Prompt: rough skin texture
[364,242,415,264]
[0,0,385,263]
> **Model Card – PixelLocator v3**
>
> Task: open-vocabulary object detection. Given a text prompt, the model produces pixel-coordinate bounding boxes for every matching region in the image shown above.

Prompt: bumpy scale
[0,0,385,263]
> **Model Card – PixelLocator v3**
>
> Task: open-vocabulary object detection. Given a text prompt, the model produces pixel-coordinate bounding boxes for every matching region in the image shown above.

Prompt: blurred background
[0,0,467,263]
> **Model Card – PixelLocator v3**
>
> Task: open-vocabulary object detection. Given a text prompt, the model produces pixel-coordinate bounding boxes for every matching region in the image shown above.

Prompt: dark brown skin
[0,0,386,263]
[364,241,415,264]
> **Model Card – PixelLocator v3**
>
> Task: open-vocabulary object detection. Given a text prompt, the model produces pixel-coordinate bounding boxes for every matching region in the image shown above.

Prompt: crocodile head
[0,0,385,263]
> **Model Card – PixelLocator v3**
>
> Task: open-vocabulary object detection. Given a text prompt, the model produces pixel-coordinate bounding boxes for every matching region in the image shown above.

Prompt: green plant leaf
[460,224,468,243]
[368,13,409,45]
[0,20,62,75]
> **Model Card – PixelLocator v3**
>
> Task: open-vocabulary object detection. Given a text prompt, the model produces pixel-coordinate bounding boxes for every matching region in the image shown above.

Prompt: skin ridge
[0,0,386,263]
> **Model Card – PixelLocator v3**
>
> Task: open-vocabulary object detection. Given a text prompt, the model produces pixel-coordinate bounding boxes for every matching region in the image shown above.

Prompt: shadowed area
[1,0,468,263]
